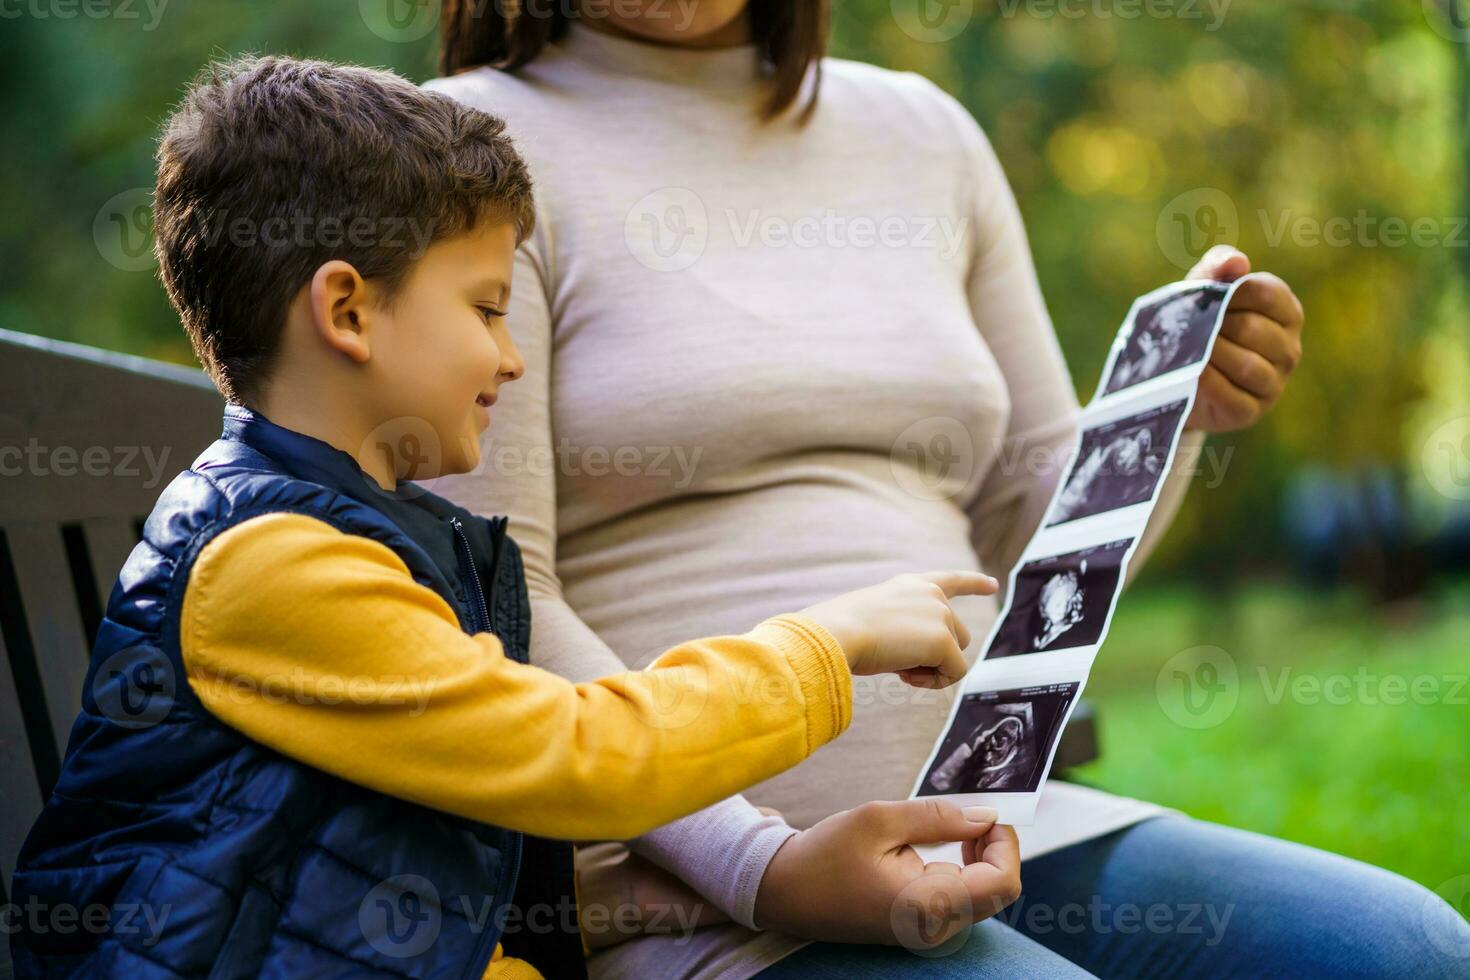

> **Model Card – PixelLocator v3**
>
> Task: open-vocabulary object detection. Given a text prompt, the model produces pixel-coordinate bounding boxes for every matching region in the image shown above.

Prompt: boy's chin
[442,440,482,479]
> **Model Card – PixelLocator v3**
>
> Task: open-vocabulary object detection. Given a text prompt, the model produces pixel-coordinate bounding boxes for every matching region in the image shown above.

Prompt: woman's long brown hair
[439,0,827,122]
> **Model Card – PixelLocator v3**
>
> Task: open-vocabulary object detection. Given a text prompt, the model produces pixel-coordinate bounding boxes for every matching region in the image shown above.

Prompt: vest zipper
[451,514,524,977]
[450,517,493,635]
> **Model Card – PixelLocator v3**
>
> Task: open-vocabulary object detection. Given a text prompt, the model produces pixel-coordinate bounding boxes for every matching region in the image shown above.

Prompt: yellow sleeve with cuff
[178,512,852,843]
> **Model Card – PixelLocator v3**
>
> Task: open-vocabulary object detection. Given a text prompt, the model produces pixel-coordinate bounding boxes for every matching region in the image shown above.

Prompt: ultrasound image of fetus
[1048,400,1186,527]
[1034,570,1085,649]
[919,683,1080,796]
[1104,285,1227,395]
[987,539,1130,659]
[926,701,1036,792]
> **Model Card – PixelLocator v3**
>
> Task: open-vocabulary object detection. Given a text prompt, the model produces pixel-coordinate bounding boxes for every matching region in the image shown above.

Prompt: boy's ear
[307,260,375,364]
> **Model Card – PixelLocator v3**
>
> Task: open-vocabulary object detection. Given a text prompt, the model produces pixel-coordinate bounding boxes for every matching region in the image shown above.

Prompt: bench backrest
[0,329,220,938]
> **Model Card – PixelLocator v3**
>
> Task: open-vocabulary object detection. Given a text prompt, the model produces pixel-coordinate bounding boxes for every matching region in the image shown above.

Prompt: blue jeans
[756,815,1470,979]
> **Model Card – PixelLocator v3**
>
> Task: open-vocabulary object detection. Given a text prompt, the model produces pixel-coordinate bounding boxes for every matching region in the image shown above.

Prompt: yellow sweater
[178,512,852,979]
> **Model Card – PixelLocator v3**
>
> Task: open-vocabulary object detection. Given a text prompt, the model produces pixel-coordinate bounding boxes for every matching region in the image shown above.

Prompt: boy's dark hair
[154,55,534,404]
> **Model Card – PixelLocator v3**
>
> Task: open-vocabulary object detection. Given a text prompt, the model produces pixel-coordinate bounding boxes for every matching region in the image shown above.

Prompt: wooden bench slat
[82,517,142,613]
[0,329,221,525]
[0,626,44,903]
[2,523,90,765]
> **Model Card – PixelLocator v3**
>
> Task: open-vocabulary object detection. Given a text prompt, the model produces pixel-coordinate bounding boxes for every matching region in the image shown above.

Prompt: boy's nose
[499,335,526,382]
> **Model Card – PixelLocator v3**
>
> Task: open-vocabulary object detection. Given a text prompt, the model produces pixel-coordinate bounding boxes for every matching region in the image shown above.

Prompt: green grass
[1067,578,1470,909]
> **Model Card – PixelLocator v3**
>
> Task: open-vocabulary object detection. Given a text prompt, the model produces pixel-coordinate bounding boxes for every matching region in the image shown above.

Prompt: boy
[10,57,1006,978]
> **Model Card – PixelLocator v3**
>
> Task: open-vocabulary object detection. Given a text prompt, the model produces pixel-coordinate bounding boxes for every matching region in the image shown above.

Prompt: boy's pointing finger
[923,571,999,598]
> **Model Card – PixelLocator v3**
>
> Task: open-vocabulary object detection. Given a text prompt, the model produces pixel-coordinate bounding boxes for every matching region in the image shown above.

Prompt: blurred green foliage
[1,0,1467,574]
[832,0,1470,574]
[1076,579,1470,897]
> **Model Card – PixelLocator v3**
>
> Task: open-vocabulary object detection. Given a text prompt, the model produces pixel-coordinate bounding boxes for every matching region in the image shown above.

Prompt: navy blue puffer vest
[10,407,585,979]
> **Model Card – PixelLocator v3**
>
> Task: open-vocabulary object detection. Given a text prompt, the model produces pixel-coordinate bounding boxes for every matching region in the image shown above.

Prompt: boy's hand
[798,571,997,687]
[753,799,1021,950]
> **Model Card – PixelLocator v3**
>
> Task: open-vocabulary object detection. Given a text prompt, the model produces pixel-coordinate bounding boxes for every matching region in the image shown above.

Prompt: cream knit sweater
[428,26,1191,978]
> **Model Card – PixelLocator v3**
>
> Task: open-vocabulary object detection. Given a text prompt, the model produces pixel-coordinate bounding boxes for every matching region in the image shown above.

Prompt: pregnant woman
[427,2,1468,976]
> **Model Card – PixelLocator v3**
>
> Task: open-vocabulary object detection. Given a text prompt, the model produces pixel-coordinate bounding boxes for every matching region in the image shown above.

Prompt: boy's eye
[476,306,506,324]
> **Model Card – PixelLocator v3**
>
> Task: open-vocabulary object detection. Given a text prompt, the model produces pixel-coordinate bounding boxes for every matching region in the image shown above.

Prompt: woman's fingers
[1208,334,1284,403]
[1225,272,1305,335]
[959,823,1023,916]
[1219,309,1302,373]
[1190,364,1264,431]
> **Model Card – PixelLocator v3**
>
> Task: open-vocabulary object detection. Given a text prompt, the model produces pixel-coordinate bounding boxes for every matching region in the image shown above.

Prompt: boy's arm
[179,511,852,841]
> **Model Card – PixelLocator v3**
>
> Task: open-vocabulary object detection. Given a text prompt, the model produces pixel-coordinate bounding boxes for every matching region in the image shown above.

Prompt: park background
[1,0,1466,914]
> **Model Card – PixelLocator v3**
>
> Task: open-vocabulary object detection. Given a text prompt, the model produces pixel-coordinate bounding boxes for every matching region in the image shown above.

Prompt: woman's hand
[1184,245,1305,433]
[753,799,1021,951]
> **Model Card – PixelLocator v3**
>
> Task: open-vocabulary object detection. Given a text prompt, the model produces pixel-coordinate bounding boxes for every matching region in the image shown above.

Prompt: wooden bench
[0,328,223,977]
[0,327,1097,975]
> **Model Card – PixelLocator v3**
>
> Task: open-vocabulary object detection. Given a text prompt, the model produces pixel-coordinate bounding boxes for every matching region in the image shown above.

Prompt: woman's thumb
[1188,244,1250,283]
[890,799,998,846]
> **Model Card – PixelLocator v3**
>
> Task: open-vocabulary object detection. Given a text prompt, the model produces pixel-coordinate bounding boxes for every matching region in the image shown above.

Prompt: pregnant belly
[558,478,1002,827]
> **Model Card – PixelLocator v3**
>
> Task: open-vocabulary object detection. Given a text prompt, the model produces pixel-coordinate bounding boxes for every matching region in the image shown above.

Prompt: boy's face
[368,220,523,482]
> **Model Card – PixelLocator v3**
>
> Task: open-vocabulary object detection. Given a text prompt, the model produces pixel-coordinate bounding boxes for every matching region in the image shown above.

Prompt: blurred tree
[1,0,1464,574]
[833,0,1468,574]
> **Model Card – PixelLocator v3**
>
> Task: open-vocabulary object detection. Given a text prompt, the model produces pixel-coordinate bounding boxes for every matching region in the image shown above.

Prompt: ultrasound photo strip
[1096,280,1231,400]
[909,274,1258,832]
